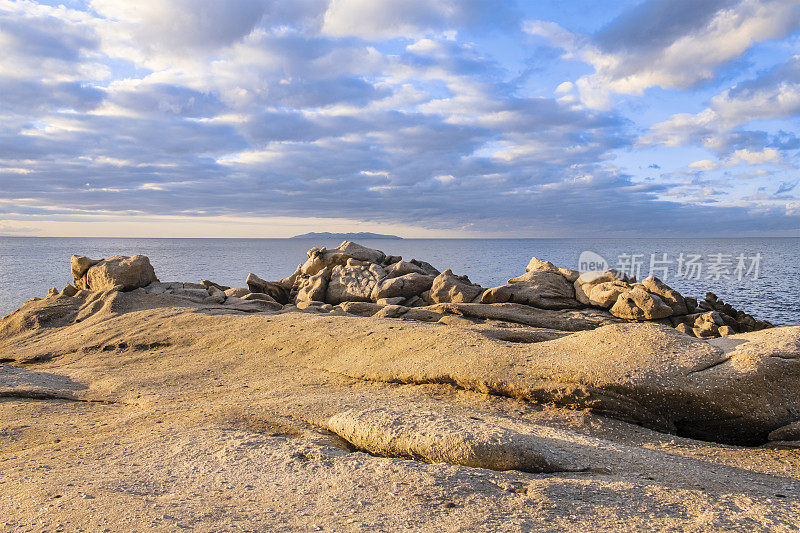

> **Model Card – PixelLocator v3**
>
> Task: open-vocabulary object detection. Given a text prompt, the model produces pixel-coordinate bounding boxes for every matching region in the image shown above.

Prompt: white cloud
[526,0,800,108]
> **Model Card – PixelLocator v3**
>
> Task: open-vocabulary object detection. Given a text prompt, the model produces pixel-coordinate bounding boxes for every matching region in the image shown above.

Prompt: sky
[0,0,799,238]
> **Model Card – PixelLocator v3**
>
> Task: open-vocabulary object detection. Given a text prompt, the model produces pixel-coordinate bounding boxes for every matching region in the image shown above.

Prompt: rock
[326,260,386,305]
[70,255,101,284]
[337,301,384,317]
[483,271,581,310]
[404,295,423,307]
[609,287,673,320]
[203,287,227,304]
[333,241,386,265]
[717,325,733,337]
[225,297,282,312]
[425,302,621,331]
[202,280,231,292]
[245,273,289,305]
[383,255,402,265]
[372,273,435,301]
[692,312,723,338]
[242,292,277,303]
[573,269,636,307]
[429,269,483,304]
[768,421,800,442]
[525,257,562,275]
[61,284,78,297]
[295,268,329,303]
[376,297,406,306]
[641,276,687,315]
[384,260,426,278]
[46,287,59,297]
[373,304,408,319]
[224,288,250,298]
[674,323,693,336]
[409,259,441,277]
[76,255,158,291]
[326,408,584,473]
[584,281,630,308]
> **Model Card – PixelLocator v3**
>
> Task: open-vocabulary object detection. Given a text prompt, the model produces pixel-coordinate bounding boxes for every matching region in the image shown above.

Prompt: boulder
[295,267,329,303]
[326,408,583,473]
[70,255,100,284]
[641,276,688,315]
[384,260,426,278]
[583,281,630,308]
[76,255,158,291]
[224,288,250,298]
[429,269,483,303]
[372,273,435,301]
[301,241,387,276]
[609,286,673,321]
[481,271,581,310]
[202,280,231,292]
[245,273,290,305]
[409,259,441,277]
[574,269,636,305]
[326,260,386,305]
[61,284,78,297]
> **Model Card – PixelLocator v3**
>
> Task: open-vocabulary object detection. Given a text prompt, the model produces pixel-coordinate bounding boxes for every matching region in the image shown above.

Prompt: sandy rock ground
[1,292,799,531]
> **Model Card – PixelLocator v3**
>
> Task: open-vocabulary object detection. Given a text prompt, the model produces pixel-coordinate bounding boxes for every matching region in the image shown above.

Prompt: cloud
[526,0,800,108]
[0,0,798,236]
[776,179,800,194]
[641,57,800,156]
[321,0,518,40]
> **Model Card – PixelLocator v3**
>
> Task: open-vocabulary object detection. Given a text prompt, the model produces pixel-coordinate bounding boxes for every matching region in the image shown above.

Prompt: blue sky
[0,0,799,237]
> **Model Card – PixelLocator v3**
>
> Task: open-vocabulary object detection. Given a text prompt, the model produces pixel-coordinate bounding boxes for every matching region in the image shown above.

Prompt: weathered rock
[326,408,584,473]
[224,288,250,298]
[245,273,290,305]
[425,302,621,331]
[295,268,329,303]
[77,255,158,291]
[372,273,435,301]
[202,280,231,292]
[610,287,673,321]
[584,281,630,308]
[641,276,688,315]
[70,255,101,284]
[768,421,800,442]
[574,269,634,307]
[242,292,278,303]
[203,286,227,304]
[409,259,441,277]
[46,287,59,297]
[384,260,426,278]
[61,284,78,297]
[483,271,580,310]
[326,260,386,305]
[429,269,483,304]
[376,297,406,306]
[337,301,384,317]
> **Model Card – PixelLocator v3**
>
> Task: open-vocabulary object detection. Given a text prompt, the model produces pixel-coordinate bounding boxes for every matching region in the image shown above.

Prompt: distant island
[290,232,402,240]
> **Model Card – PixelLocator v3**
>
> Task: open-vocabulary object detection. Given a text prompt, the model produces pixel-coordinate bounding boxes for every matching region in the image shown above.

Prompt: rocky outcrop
[71,255,158,291]
[61,242,772,339]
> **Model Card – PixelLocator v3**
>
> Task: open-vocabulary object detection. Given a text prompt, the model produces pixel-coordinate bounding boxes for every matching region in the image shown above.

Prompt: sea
[0,237,797,326]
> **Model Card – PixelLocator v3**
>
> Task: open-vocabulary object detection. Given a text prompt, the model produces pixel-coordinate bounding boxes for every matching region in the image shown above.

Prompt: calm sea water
[0,237,797,325]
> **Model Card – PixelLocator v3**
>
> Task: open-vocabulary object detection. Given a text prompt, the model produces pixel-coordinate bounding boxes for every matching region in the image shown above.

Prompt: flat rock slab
[326,407,586,473]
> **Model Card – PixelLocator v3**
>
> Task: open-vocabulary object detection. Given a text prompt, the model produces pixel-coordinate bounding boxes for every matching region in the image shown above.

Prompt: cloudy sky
[1,0,799,237]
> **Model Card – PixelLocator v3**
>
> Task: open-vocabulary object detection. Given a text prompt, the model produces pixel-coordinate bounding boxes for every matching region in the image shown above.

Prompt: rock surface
[0,279,798,530]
